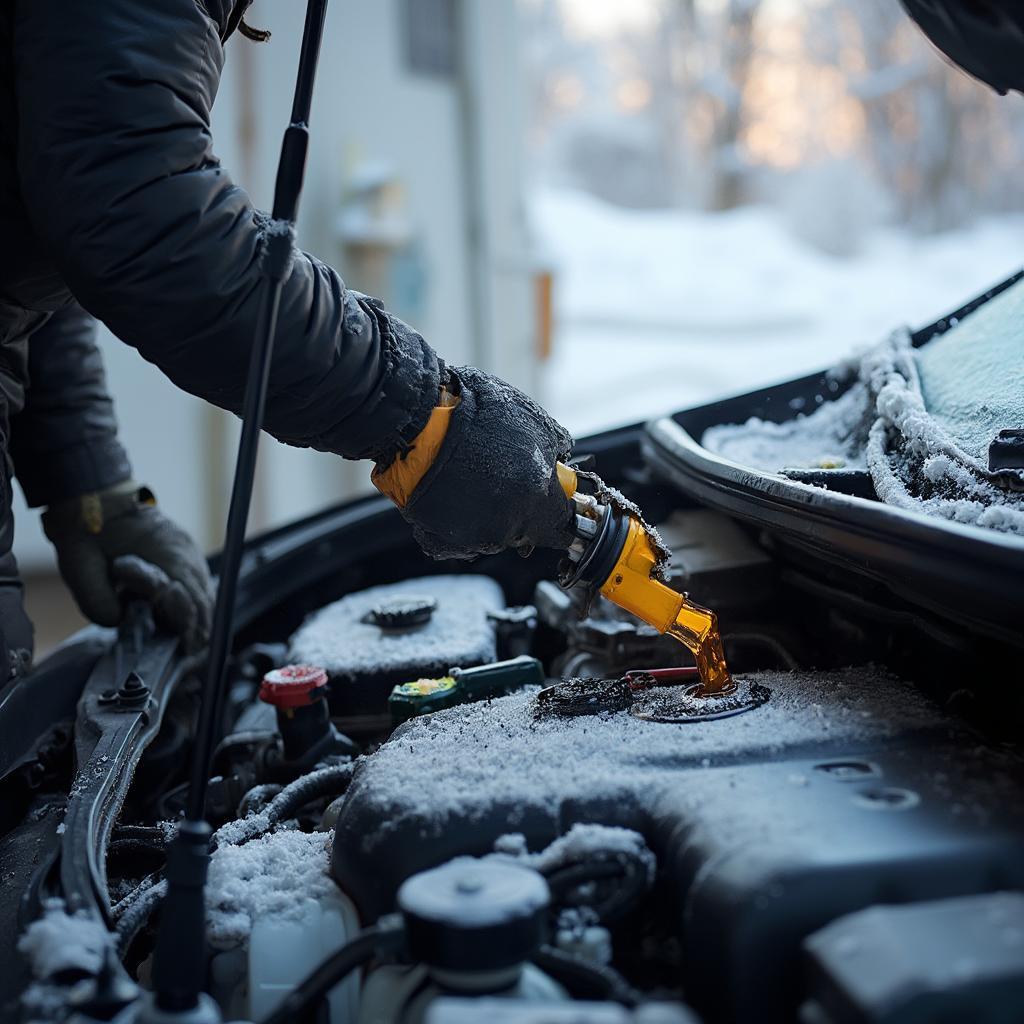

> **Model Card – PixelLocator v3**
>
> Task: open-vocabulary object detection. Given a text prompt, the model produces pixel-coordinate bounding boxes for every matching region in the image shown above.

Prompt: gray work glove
[397,365,577,560]
[42,481,213,650]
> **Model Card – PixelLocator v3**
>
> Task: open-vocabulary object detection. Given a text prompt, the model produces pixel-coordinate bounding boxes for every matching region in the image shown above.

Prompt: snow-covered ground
[533,188,1024,436]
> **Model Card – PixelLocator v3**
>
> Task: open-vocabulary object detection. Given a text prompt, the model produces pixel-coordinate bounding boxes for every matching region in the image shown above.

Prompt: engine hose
[115,877,168,956]
[261,921,406,1024]
[111,824,171,847]
[107,837,168,861]
[214,761,355,849]
[261,762,354,825]
[533,945,642,1008]
[112,871,160,921]
[237,782,284,819]
[544,858,649,923]
[545,860,622,893]
[111,763,356,952]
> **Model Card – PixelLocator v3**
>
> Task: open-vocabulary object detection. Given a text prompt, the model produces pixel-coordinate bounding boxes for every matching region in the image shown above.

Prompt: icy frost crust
[702,320,1024,535]
[864,330,1024,535]
[702,379,870,472]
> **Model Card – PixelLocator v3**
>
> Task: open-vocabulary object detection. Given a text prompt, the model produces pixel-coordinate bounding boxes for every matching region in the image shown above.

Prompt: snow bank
[533,186,1024,435]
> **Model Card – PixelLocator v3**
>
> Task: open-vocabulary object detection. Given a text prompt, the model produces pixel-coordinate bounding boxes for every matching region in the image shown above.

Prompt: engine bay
[8,482,1024,1024]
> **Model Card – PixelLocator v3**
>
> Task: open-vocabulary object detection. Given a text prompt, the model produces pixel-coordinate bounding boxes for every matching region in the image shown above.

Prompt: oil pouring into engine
[556,463,733,697]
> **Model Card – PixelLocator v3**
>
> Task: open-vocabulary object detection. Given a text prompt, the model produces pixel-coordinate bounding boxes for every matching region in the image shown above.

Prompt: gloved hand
[373,365,576,560]
[42,481,213,650]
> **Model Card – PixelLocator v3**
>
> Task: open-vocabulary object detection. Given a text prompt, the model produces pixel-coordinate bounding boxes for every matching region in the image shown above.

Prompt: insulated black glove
[42,481,213,650]
[395,366,576,560]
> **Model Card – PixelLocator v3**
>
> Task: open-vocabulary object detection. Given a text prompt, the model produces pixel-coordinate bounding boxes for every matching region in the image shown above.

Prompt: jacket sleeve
[11,0,440,465]
[10,303,133,508]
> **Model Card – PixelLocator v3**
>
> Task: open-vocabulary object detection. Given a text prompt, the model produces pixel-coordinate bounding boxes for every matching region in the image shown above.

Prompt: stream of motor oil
[666,600,734,695]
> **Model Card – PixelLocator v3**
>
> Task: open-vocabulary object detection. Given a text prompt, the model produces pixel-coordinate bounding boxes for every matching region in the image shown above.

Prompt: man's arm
[10,303,131,508]
[13,0,577,562]
[12,0,439,466]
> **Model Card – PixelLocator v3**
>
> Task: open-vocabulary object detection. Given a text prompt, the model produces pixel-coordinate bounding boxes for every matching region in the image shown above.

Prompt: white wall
[461,0,540,393]
[13,0,535,572]
[237,0,478,534]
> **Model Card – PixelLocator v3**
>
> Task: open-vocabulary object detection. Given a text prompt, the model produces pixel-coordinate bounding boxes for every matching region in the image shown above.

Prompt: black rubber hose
[545,860,622,895]
[107,837,168,861]
[213,761,355,849]
[264,763,352,823]
[111,825,171,847]
[544,857,649,923]
[533,945,643,1008]
[237,782,284,819]
[112,762,354,953]
[261,922,405,1024]
[115,877,167,956]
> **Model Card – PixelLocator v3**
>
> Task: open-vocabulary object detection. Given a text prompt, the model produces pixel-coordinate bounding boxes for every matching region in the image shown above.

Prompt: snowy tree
[704,0,763,210]
[519,0,1024,231]
[808,0,1024,231]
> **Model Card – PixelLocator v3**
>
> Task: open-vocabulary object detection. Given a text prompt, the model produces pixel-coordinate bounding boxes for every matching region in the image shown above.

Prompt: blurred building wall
[14,0,535,582]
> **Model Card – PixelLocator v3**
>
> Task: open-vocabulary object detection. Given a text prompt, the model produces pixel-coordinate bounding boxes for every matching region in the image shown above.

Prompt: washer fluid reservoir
[287,575,505,723]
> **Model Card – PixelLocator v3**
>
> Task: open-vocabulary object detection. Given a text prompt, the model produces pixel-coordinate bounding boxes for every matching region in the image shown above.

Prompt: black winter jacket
[0,0,442,669]
[1,0,440,459]
[11,303,132,509]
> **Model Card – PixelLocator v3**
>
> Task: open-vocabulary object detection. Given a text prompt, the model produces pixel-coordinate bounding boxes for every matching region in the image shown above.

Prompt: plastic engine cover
[333,666,1024,1023]
[288,575,505,716]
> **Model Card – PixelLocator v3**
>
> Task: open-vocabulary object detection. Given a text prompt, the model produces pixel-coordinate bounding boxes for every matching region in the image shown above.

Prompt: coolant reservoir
[358,858,566,1024]
[288,576,505,722]
[359,962,565,1024]
[247,887,361,1023]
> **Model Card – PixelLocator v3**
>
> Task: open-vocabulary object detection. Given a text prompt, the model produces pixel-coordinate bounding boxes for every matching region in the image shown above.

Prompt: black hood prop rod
[147,3,329,1018]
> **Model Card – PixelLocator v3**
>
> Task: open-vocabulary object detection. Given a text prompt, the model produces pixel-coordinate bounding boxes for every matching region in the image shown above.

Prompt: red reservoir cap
[259,664,329,708]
